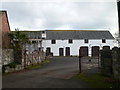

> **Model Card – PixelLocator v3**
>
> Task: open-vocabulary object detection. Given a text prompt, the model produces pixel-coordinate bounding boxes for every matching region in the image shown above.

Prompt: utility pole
[117,0,120,47]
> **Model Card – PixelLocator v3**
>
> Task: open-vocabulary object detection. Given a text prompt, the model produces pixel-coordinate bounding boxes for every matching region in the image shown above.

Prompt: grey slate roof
[20,31,42,39]
[46,30,114,40]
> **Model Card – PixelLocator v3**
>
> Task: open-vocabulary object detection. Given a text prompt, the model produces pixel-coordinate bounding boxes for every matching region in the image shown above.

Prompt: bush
[2,61,21,74]
[3,61,20,70]
[7,61,20,68]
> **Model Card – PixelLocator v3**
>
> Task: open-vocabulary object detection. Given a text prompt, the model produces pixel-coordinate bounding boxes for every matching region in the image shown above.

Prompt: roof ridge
[48,30,109,32]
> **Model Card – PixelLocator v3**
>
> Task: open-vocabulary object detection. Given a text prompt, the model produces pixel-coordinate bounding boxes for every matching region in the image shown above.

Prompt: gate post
[100,46,112,76]
[79,55,82,73]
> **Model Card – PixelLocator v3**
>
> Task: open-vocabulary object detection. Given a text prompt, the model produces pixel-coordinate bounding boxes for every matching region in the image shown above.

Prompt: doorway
[79,46,88,57]
[59,48,64,56]
[65,47,70,56]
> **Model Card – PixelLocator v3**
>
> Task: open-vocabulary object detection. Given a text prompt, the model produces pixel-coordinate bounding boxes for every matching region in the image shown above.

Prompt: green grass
[2,59,50,75]
[76,73,113,88]
[26,64,42,70]
[25,59,50,70]
[42,59,50,64]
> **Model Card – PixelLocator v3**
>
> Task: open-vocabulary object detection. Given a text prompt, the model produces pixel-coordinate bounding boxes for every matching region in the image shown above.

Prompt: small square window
[38,36,41,39]
[42,31,45,33]
[69,39,73,43]
[102,39,106,43]
[84,39,88,43]
[42,37,45,39]
[32,41,36,44]
[51,40,56,44]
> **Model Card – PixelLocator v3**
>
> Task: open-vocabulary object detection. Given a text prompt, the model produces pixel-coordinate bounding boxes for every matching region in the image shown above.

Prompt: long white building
[42,30,114,57]
[23,30,115,57]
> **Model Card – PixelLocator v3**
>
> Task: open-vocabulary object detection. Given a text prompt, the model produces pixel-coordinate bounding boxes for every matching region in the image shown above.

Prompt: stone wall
[100,47,120,80]
[14,49,22,64]
[23,51,45,66]
[3,50,45,73]
[112,47,120,80]
[2,49,14,65]
[100,46,112,76]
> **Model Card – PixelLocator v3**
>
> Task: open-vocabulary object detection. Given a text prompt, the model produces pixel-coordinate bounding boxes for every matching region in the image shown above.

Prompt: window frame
[68,39,73,44]
[51,39,56,44]
[102,39,106,43]
[32,41,36,44]
[42,31,45,33]
[84,39,89,43]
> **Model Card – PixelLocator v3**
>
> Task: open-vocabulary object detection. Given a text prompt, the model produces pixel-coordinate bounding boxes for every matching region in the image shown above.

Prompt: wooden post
[24,50,26,69]
[79,55,82,73]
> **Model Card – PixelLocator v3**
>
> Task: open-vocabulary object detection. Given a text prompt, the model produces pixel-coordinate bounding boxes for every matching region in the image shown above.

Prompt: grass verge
[26,59,50,70]
[75,73,114,88]
[3,59,50,75]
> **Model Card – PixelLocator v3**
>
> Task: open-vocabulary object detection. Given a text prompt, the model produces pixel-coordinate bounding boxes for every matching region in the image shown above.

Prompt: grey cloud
[1,1,118,33]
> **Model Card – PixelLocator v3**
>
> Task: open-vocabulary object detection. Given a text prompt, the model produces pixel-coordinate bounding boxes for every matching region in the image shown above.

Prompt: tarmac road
[2,57,96,88]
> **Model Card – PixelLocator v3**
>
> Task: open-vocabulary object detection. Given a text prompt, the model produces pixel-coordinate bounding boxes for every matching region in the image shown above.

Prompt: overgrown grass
[76,73,114,88]
[42,59,50,64]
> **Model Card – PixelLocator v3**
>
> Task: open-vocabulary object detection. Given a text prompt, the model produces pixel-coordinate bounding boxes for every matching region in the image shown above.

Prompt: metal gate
[79,46,99,74]
[80,57,99,74]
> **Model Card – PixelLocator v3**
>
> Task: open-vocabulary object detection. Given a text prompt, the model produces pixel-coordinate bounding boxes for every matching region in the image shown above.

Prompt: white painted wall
[25,40,42,53]
[42,39,115,56]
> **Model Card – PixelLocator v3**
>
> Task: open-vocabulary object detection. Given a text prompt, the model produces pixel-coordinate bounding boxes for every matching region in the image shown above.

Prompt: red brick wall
[0,11,11,49]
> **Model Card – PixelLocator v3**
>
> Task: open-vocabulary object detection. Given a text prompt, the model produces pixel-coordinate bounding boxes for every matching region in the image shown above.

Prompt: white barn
[42,30,114,57]
[22,30,114,57]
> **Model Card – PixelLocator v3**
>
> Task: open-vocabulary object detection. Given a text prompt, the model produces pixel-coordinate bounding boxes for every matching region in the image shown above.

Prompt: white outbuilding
[42,30,115,57]
[22,30,115,57]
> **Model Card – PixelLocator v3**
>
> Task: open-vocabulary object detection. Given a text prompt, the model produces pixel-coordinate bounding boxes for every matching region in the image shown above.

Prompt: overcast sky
[1,0,119,34]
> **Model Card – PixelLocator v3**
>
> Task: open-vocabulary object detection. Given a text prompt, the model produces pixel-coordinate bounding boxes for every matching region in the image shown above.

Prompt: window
[42,37,45,39]
[69,39,73,44]
[39,47,44,51]
[39,48,41,51]
[102,39,106,43]
[84,39,89,43]
[42,31,45,33]
[32,41,36,44]
[38,36,41,39]
[51,40,56,44]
